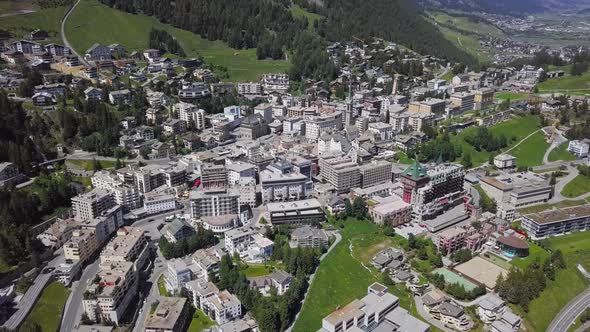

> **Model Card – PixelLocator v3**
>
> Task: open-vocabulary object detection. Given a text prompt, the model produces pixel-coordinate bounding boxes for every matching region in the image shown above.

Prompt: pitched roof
[401,160,428,181]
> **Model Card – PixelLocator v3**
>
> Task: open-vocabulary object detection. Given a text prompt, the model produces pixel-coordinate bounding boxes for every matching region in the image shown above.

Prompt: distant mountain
[418,0,590,15]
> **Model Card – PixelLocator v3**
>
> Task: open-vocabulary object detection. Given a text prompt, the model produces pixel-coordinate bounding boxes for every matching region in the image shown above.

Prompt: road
[60,0,89,66]
[547,287,590,332]
[285,231,342,332]
[132,251,166,332]
[2,250,64,330]
[60,260,100,332]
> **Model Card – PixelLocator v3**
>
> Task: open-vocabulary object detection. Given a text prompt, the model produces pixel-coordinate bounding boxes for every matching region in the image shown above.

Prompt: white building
[144,192,176,214]
[567,140,589,157]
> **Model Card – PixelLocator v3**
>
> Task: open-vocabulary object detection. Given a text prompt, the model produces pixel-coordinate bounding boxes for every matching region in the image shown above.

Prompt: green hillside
[0,6,68,44]
[65,0,288,81]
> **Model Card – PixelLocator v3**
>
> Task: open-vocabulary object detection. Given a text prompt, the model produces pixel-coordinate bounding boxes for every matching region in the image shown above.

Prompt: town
[1,1,590,332]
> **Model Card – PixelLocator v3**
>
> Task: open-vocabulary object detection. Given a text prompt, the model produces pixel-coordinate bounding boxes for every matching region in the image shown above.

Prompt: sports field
[454,257,508,289]
[432,267,477,291]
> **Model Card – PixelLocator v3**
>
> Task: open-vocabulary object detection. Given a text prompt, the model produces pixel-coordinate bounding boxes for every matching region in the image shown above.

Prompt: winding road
[60,0,89,66]
[547,287,590,332]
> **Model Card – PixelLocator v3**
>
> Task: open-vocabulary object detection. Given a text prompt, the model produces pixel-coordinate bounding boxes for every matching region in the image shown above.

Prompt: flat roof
[144,297,187,330]
[525,204,590,225]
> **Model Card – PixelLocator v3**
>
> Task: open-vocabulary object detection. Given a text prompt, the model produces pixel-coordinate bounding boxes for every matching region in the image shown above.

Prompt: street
[547,287,590,332]
[60,260,99,332]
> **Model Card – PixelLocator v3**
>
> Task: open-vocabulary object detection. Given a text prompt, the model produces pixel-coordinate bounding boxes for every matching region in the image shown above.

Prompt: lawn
[25,282,70,332]
[187,309,216,332]
[158,274,169,297]
[494,91,529,102]
[65,0,289,81]
[240,262,285,278]
[430,11,505,39]
[506,131,549,168]
[548,143,577,162]
[481,253,512,270]
[66,159,117,171]
[510,242,550,270]
[561,175,590,198]
[522,231,590,331]
[537,67,590,94]
[0,6,67,44]
[450,114,541,166]
[517,199,588,214]
[395,151,413,164]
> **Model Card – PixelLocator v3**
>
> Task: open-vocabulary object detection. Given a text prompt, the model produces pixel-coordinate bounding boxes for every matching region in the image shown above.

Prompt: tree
[408,233,418,249]
[92,158,103,172]
[343,199,353,218]
[461,151,473,168]
[352,196,367,219]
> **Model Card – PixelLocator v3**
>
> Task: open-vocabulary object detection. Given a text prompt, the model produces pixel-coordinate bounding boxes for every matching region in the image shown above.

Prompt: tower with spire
[400,160,430,203]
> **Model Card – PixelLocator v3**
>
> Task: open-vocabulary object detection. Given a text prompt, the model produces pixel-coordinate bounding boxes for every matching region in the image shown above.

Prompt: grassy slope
[508,131,549,168]
[25,282,70,332]
[0,6,67,44]
[293,220,441,332]
[548,143,578,162]
[450,115,540,166]
[538,66,590,94]
[430,11,505,38]
[66,0,289,81]
[494,91,529,102]
[289,4,323,31]
[520,232,590,331]
[187,309,216,332]
[562,175,590,198]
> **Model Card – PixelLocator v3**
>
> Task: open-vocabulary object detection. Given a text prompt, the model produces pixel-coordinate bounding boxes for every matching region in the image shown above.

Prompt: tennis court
[432,267,478,291]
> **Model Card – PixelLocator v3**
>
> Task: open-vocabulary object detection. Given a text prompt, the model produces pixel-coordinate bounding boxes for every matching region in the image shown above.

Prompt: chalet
[34,83,66,96]
[182,133,202,151]
[84,87,103,101]
[30,29,49,40]
[11,40,43,54]
[45,43,70,57]
[64,55,79,67]
[129,51,142,60]
[143,49,160,63]
[181,58,202,68]
[108,44,126,57]
[84,66,98,80]
[108,89,131,105]
[32,92,56,106]
[163,118,187,135]
[85,43,111,61]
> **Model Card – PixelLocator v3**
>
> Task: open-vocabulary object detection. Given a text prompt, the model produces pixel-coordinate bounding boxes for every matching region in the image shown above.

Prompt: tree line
[495,249,566,311]
[149,28,186,57]
[158,224,218,259]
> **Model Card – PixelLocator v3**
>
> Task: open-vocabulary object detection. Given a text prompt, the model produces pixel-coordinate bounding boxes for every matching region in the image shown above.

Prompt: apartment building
[305,112,343,142]
[201,164,228,189]
[260,169,313,203]
[289,225,329,248]
[144,297,191,332]
[359,161,391,189]
[319,155,361,194]
[261,73,289,94]
[421,289,473,331]
[162,218,196,243]
[567,140,589,157]
[165,257,202,293]
[163,119,187,135]
[369,195,412,227]
[226,162,256,185]
[64,230,99,265]
[450,92,475,113]
[267,199,325,225]
[71,188,115,221]
[231,178,256,208]
[237,82,262,95]
[521,204,590,239]
[174,102,206,130]
[474,88,494,110]
[100,227,148,270]
[493,154,517,173]
[83,261,138,325]
[190,188,240,220]
[436,227,467,254]
[144,192,176,215]
[319,283,429,332]
[409,98,445,117]
[78,205,124,245]
[201,290,242,324]
[390,110,435,133]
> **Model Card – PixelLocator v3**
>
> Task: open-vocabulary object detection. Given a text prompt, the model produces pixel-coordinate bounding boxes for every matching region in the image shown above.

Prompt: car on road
[148,218,154,222]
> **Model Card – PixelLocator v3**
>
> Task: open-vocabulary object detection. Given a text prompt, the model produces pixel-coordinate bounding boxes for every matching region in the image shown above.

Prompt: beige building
[100,227,149,270]
[71,188,115,221]
[319,155,361,194]
[450,92,475,113]
[369,196,412,227]
[474,88,494,110]
[144,297,191,332]
[359,161,391,188]
[64,230,99,264]
[409,98,445,117]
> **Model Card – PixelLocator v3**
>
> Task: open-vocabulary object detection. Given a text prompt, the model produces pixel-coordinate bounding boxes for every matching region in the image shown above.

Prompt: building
[305,112,343,142]
[162,218,196,243]
[163,119,187,135]
[79,205,124,245]
[0,162,23,187]
[369,195,412,227]
[71,188,115,221]
[260,169,312,203]
[267,199,325,225]
[319,283,429,332]
[493,154,517,172]
[190,188,240,220]
[477,295,505,324]
[479,172,551,209]
[64,230,99,265]
[165,257,201,292]
[201,290,242,324]
[100,227,149,270]
[436,227,467,254]
[409,98,445,117]
[450,92,475,113]
[319,155,361,194]
[261,73,289,94]
[289,225,329,248]
[248,270,293,295]
[85,43,111,61]
[421,290,472,331]
[109,89,131,105]
[144,192,176,215]
[144,297,191,332]
[175,102,206,130]
[83,261,138,325]
[359,161,391,188]
[567,140,589,157]
[224,227,274,260]
[226,162,256,185]
[521,204,590,239]
[201,164,228,189]
[237,82,263,95]
[474,88,494,110]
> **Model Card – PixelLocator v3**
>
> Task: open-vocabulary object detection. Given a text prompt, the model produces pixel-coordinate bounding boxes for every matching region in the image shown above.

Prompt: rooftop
[144,297,187,330]
[525,204,590,225]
